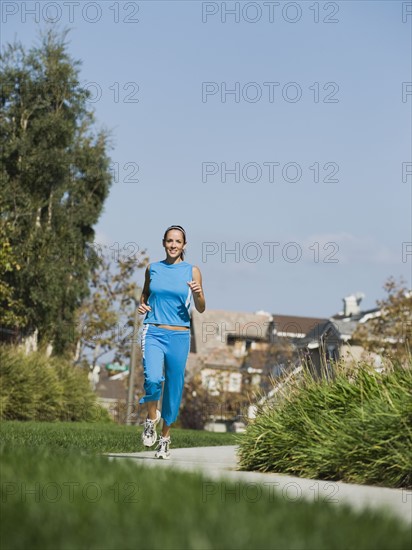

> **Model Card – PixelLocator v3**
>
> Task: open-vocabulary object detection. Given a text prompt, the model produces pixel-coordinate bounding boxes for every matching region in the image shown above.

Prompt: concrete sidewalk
[106,445,411,525]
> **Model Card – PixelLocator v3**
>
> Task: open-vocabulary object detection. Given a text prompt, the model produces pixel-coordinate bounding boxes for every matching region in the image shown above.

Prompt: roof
[331,307,380,321]
[301,320,342,347]
[95,368,128,401]
[328,318,360,340]
[329,307,381,340]
[201,347,243,371]
[272,314,328,338]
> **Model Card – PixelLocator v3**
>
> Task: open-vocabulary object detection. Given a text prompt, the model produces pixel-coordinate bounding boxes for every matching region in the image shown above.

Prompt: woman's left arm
[187,266,206,313]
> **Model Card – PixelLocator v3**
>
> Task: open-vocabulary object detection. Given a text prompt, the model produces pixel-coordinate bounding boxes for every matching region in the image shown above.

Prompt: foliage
[180,370,252,430]
[237,357,412,488]
[73,243,148,367]
[0,345,110,422]
[0,221,26,327]
[352,276,412,364]
[0,29,113,354]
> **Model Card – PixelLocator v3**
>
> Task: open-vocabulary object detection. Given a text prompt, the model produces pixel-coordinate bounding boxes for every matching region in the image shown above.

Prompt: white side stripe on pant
[141,324,149,360]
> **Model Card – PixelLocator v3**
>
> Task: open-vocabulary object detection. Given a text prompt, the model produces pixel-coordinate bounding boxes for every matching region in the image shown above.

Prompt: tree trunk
[35,207,41,228]
[47,190,53,227]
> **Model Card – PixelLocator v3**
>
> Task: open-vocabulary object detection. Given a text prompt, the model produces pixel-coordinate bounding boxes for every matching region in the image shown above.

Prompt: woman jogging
[137,225,206,459]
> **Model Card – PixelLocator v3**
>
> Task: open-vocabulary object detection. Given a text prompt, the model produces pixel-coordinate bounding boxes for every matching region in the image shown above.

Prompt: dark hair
[163,225,187,260]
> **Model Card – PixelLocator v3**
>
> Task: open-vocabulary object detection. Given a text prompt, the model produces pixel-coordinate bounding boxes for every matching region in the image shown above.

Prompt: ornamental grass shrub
[0,345,110,422]
[237,357,412,488]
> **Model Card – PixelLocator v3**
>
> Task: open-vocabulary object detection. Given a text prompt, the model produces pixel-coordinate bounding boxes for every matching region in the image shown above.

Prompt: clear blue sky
[2,1,411,318]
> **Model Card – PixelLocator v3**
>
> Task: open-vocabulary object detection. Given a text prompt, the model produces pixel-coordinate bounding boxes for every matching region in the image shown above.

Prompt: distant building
[328,293,382,366]
[300,320,341,380]
[189,309,273,395]
[190,308,272,355]
[188,291,389,427]
[94,367,129,423]
[271,314,328,341]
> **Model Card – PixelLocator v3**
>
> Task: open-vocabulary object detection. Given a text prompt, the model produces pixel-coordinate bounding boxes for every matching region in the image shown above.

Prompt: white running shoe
[141,409,161,447]
[155,435,171,460]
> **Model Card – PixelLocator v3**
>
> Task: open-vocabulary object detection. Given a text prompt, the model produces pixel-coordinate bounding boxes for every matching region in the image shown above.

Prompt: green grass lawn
[1,444,410,550]
[1,421,410,550]
[0,420,238,453]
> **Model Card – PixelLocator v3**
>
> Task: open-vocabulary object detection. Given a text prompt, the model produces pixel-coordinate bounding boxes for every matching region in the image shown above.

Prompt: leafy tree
[0,221,26,328]
[0,29,112,354]
[352,276,412,365]
[73,243,148,368]
[180,370,252,430]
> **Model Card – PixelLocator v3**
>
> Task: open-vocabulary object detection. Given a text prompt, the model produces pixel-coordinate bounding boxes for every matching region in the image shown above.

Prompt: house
[187,308,336,430]
[328,293,382,367]
[240,314,329,386]
[190,308,273,355]
[248,297,371,416]
[186,290,396,427]
[189,308,273,393]
[299,320,342,380]
[94,366,129,423]
[189,308,338,395]
[199,347,243,395]
[187,309,273,431]
[271,314,328,342]
[329,292,380,340]
[292,293,385,375]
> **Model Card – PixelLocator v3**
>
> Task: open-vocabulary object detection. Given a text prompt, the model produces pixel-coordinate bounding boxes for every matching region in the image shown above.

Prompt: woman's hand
[188,267,206,313]
[187,280,203,296]
[137,303,151,315]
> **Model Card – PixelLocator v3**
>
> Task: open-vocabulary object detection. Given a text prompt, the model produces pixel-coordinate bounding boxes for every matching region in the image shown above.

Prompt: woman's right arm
[138,264,152,314]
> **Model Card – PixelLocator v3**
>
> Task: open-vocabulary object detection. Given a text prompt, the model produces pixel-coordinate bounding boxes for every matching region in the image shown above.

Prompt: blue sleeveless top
[143,260,193,327]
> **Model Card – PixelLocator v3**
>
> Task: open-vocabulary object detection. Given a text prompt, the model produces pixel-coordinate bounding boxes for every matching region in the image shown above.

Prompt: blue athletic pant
[139,324,191,426]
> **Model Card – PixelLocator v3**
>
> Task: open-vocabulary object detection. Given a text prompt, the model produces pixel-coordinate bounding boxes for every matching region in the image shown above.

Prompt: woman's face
[163,229,186,259]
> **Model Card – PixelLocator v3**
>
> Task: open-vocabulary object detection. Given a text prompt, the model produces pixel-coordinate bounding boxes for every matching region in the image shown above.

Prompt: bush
[180,372,252,430]
[0,345,110,422]
[237,358,412,488]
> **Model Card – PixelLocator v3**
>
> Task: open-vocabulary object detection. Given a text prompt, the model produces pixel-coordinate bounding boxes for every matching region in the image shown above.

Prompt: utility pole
[126,289,140,425]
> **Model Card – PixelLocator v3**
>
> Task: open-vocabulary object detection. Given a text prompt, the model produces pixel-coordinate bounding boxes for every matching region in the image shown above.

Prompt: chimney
[343,292,364,317]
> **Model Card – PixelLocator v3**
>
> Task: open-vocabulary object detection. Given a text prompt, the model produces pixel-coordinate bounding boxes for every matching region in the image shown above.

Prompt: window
[228,373,242,393]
